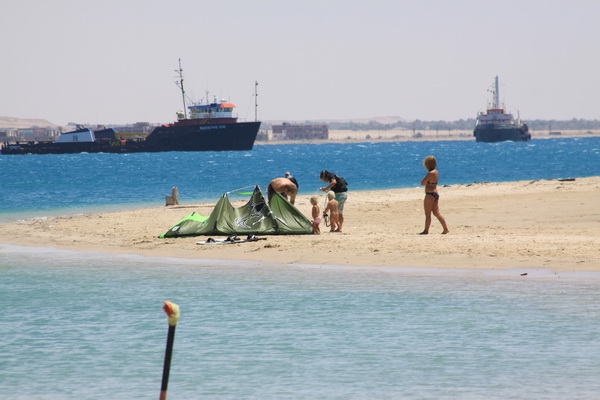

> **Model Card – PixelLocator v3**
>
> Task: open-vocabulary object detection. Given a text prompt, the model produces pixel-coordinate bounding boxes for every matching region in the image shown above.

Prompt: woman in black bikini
[420,155,449,235]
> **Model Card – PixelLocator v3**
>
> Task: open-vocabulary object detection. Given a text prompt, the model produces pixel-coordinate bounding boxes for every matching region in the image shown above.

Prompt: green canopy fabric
[159,212,209,238]
[160,186,313,237]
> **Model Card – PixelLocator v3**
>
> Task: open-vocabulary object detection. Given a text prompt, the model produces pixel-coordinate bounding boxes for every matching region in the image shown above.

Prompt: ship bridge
[478,109,515,125]
[188,100,237,120]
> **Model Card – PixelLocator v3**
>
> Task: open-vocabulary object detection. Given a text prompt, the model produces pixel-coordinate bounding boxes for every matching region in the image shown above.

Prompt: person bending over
[268,177,298,205]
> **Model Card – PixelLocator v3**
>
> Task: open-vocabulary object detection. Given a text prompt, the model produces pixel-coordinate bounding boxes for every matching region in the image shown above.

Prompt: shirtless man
[268,177,298,205]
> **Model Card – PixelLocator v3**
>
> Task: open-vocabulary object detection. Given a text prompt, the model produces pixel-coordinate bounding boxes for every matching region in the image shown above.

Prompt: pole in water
[160,301,180,400]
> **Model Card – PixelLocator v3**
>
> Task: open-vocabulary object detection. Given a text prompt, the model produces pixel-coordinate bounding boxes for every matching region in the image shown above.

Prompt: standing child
[310,196,322,234]
[323,191,340,232]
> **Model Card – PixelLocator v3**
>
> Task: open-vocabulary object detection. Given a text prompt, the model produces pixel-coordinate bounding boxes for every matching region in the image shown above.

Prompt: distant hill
[0,116,60,129]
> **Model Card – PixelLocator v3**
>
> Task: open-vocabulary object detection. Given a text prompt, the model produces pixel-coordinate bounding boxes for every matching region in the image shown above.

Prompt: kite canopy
[160,186,313,237]
[159,212,209,238]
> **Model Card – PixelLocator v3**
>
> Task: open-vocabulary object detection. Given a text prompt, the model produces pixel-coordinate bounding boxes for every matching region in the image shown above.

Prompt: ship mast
[175,59,187,119]
[254,80,259,122]
[493,75,500,109]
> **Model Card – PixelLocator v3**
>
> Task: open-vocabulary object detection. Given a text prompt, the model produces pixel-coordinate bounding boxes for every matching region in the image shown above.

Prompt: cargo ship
[1,61,260,155]
[473,76,530,142]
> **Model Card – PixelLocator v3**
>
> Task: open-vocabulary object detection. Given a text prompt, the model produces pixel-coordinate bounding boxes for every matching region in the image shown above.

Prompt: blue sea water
[1,137,599,221]
[1,137,600,399]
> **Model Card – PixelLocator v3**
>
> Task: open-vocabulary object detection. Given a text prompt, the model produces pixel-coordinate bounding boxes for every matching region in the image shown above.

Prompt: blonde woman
[420,156,449,235]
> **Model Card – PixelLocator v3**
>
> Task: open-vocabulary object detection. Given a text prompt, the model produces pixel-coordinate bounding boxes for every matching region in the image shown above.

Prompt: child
[310,196,322,234]
[323,191,340,232]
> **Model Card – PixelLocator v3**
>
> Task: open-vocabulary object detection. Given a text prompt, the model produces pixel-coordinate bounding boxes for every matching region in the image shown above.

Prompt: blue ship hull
[474,125,531,143]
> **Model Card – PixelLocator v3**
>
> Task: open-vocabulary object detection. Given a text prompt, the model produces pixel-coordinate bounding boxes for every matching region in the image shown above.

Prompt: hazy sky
[2,0,599,125]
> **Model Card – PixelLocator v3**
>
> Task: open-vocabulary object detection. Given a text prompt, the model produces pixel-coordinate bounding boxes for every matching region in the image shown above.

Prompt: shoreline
[256,129,600,145]
[4,242,600,282]
[2,177,599,273]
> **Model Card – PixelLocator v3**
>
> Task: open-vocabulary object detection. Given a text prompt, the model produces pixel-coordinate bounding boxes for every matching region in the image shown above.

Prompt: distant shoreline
[257,129,600,145]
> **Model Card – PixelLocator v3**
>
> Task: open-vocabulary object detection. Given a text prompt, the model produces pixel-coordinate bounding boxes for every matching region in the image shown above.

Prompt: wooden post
[165,186,179,206]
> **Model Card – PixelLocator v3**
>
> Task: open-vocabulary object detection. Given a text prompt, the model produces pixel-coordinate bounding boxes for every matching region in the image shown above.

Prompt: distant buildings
[112,122,154,134]
[0,127,61,142]
[271,123,329,141]
[1,122,156,143]
[0,129,19,141]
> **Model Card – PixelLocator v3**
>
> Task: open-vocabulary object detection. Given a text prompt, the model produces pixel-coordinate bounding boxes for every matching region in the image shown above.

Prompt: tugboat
[473,76,531,142]
[1,60,261,155]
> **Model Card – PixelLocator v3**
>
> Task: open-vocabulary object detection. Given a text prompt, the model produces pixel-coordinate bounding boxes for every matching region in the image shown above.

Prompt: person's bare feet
[419,231,428,235]
[442,230,449,234]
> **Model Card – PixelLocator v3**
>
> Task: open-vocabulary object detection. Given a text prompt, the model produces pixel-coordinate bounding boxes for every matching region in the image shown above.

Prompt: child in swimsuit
[323,191,340,232]
[310,196,322,234]
[420,155,449,235]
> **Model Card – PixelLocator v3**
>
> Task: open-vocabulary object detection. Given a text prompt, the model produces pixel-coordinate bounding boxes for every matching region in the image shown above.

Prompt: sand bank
[1,177,599,272]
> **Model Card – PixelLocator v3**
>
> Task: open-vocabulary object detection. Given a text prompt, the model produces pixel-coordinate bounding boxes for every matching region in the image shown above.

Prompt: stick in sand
[160,301,180,400]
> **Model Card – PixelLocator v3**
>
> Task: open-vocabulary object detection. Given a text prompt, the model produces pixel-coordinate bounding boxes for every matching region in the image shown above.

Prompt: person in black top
[285,171,299,191]
[319,170,348,232]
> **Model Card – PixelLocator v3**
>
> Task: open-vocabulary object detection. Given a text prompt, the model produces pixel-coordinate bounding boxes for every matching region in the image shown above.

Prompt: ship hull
[144,121,260,152]
[1,122,261,155]
[0,141,144,155]
[473,126,531,143]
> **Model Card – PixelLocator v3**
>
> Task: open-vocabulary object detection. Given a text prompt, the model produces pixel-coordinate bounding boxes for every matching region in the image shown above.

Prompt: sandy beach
[1,177,599,272]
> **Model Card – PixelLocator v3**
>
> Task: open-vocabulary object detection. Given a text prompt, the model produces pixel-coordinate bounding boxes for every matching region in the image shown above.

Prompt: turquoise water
[2,246,600,399]
[2,138,600,398]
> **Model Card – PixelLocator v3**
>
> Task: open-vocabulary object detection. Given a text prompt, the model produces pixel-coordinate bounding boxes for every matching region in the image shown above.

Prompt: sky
[1,0,599,125]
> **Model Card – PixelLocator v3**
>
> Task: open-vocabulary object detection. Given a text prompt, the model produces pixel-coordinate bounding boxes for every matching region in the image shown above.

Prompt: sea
[1,137,600,399]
